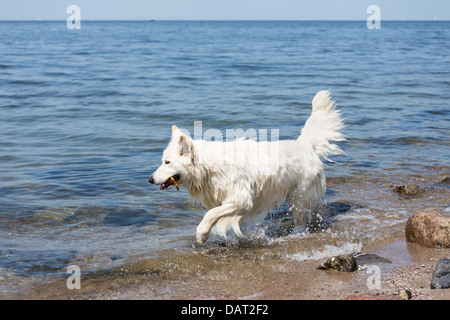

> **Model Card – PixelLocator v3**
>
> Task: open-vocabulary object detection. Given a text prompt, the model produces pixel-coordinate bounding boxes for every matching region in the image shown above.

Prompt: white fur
[150,90,344,244]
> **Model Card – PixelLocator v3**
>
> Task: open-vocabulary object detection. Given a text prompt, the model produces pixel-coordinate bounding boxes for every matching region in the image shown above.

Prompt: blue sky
[1,0,449,20]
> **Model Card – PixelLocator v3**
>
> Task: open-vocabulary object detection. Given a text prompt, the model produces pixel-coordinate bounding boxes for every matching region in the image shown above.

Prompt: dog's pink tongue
[160,185,163,190]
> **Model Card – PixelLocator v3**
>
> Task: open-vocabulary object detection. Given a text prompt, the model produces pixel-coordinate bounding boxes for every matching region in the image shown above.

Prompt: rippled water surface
[0,21,449,296]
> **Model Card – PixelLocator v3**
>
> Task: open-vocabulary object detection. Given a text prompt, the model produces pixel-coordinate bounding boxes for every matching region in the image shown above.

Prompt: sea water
[0,21,448,296]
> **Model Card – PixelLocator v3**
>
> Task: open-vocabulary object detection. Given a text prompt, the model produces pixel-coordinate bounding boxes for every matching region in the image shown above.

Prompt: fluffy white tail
[298,90,345,160]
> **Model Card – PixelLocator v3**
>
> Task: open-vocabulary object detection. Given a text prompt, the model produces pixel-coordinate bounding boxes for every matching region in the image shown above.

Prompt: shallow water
[0,21,449,297]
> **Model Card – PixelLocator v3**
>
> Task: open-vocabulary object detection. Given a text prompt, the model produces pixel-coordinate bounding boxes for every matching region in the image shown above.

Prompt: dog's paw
[196,231,209,245]
[196,221,211,244]
[196,226,210,244]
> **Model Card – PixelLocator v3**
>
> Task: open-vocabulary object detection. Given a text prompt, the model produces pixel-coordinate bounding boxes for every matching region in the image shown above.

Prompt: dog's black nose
[148,176,155,184]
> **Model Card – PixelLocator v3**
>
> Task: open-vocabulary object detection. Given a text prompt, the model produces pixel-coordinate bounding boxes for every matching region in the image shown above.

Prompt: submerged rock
[405,211,450,248]
[327,200,364,216]
[317,254,357,272]
[393,184,423,197]
[430,259,450,289]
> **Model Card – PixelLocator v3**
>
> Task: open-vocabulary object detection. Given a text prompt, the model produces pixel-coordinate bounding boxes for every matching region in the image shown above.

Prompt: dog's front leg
[196,203,241,244]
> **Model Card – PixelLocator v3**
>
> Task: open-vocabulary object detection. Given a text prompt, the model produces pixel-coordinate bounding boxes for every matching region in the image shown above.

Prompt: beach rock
[317,252,392,273]
[439,176,449,185]
[405,211,450,248]
[430,259,450,289]
[317,254,357,272]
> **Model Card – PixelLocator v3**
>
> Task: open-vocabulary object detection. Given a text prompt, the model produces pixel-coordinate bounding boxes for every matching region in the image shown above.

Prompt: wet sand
[9,235,449,300]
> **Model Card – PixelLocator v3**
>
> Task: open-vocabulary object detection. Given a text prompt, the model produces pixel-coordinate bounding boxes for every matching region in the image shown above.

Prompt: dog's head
[148,125,194,190]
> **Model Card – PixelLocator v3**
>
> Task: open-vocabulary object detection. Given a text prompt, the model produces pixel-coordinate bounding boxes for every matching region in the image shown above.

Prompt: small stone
[398,289,412,300]
[317,254,358,272]
[430,259,450,289]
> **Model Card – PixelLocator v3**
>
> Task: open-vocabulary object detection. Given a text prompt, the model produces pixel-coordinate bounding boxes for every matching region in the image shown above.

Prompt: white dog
[149,90,344,244]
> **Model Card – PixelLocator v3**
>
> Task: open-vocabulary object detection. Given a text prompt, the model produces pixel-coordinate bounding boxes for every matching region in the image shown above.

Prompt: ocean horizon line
[1,19,449,22]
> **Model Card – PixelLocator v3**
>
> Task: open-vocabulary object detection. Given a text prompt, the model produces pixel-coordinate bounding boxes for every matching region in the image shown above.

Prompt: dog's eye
[164,160,170,165]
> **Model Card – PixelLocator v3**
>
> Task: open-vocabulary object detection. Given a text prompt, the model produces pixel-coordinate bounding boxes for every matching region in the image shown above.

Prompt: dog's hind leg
[288,177,324,226]
[196,203,244,244]
[287,188,312,226]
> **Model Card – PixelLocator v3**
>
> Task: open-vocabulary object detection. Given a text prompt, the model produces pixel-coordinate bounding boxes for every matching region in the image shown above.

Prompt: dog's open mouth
[160,174,180,190]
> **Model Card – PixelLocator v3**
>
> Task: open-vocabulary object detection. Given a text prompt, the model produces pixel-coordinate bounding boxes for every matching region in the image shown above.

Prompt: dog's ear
[178,134,193,157]
[171,125,194,160]
[171,125,182,141]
